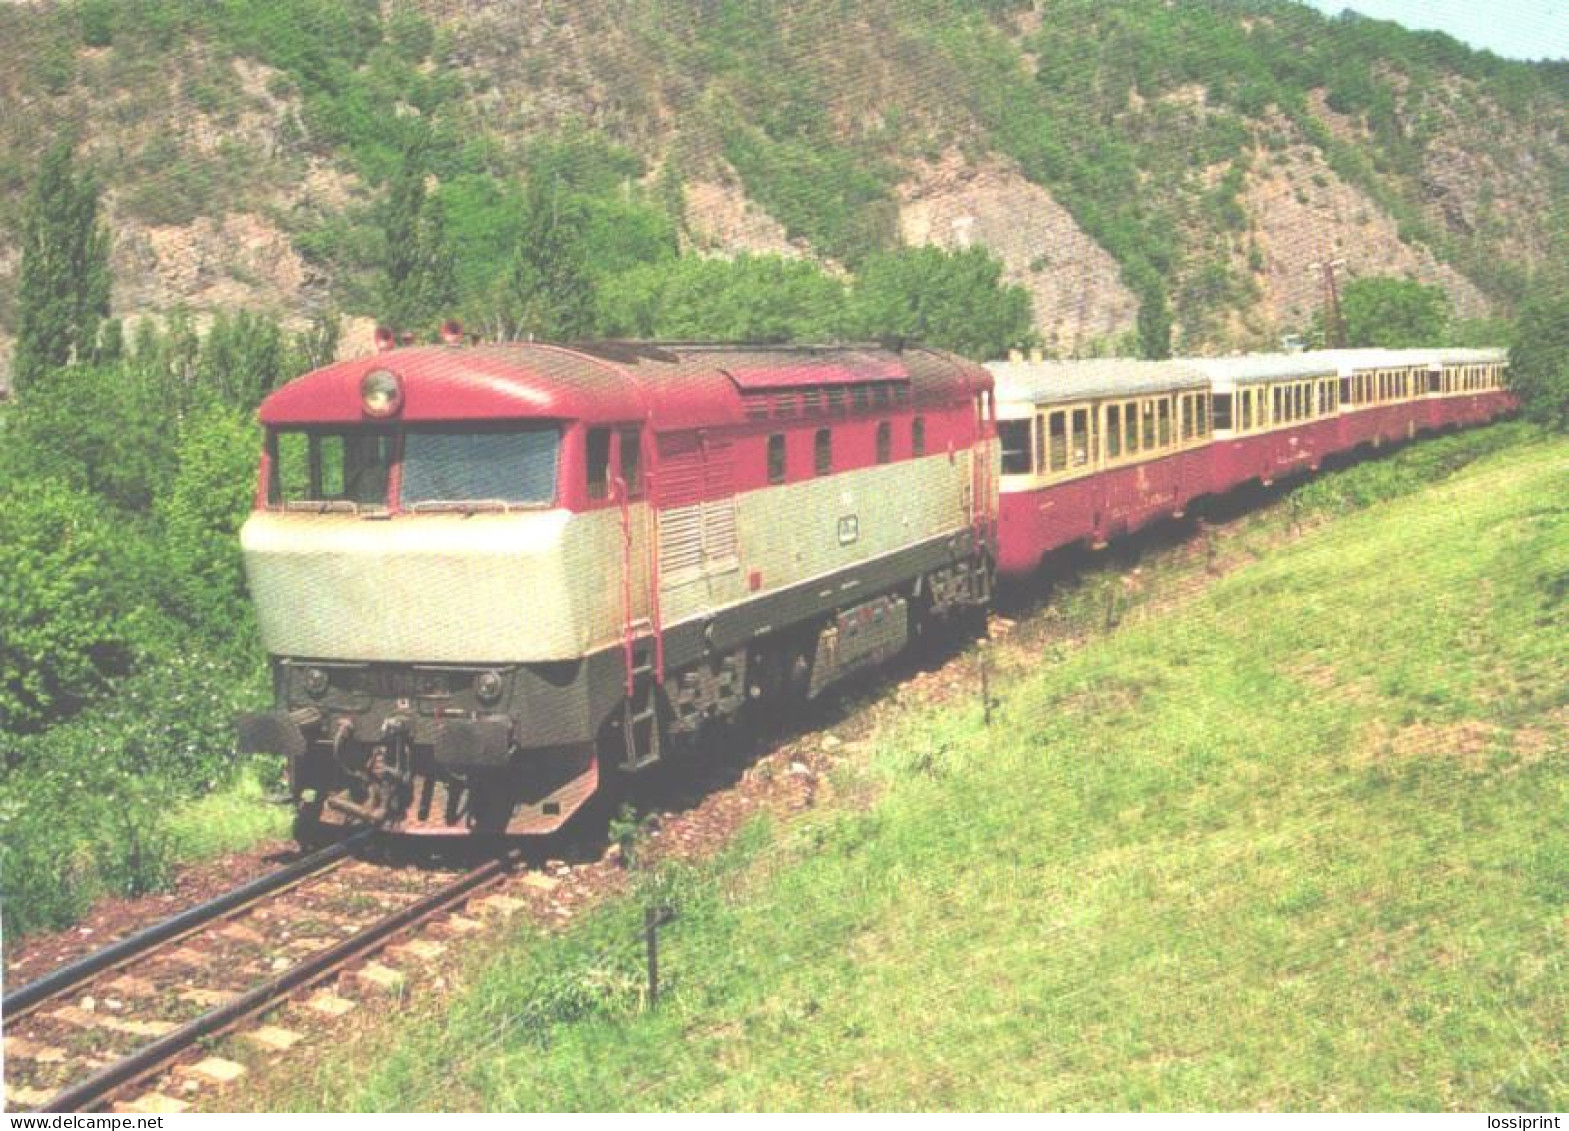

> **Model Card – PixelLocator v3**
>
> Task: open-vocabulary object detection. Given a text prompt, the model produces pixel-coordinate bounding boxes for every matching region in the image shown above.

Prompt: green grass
[165,766,292,864]
[262,432,1565,1111]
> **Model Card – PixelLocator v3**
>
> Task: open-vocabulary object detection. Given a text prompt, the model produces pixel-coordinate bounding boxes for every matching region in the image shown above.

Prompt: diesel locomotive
[235,341,997,839]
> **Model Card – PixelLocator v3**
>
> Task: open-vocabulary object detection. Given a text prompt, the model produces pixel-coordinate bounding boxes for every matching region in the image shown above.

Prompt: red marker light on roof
[361,368,403,418]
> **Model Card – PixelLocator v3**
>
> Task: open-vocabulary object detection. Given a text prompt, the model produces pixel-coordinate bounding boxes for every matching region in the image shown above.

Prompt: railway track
[2,837,526,1113]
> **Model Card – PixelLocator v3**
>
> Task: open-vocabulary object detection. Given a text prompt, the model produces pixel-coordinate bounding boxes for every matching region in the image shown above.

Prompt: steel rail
[38,848,522,1113]
[2,829,374,1019]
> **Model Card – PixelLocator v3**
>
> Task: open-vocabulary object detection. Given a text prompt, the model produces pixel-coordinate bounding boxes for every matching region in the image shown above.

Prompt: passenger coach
[990,358,1213,577]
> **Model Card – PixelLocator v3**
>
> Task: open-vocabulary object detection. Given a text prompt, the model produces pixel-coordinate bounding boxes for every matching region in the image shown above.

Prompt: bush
[157,401,265,647]
[0,649,273,936]
[0,478,148,734]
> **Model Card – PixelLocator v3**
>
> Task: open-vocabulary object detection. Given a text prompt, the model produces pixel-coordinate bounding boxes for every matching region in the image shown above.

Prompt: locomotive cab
[237,347,650,837]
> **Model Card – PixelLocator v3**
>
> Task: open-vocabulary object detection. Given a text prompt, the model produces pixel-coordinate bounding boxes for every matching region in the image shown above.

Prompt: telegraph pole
[1308,257,1347,347]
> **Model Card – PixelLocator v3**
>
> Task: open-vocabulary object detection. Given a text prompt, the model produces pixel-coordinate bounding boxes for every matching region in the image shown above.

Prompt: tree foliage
[13,142,112,391]
[1340,276,1451,347]
[0,478,140,733]
[848,247,1035,360]
[1508,283,1569,430]
[599,254,846,343]
[480,177,598,342]
[156,402,264,640]
[378,127,457,336]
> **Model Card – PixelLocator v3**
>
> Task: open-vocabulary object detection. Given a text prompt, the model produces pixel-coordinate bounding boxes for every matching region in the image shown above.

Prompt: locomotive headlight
[360,367,403,418]
[303,667,330,697]
[475,670,504,705]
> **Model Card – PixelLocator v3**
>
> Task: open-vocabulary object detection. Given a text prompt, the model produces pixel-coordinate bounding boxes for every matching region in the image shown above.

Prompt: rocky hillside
[0,0,1563,364]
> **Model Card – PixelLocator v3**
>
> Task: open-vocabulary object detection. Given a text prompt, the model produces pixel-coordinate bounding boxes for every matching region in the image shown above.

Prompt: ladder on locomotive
[618,458,663,773]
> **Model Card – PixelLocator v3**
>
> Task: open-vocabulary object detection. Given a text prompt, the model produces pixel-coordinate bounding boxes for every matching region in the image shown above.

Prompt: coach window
[999,419,1031,475]
[618,427,642,498]
[1106,404,1123,459]
[876,420,893,465]
[587,427,612,501]
[1153,398,1169,448]
[767,433,787,484]
[814,428,832,476]
[1212,393,1232,432]
[1139,399,1156,452]
[1070,407,1091,467]
[1122,401,1138,454]
[912,416,926,457]
[1047,410,1068,472]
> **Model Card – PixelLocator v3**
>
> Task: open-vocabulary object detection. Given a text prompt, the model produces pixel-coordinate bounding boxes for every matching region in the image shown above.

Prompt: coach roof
[988,358,1209,407]
[1179,353,1340,392]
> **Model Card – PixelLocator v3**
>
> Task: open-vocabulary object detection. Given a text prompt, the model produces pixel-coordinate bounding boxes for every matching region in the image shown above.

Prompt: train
[234,340,1511,841]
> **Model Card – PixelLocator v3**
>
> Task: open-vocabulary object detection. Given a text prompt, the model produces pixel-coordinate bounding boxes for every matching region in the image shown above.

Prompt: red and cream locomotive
[236,342,997,839]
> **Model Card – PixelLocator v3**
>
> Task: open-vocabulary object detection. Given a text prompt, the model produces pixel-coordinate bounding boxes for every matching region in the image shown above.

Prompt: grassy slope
[281,432,1564,1112]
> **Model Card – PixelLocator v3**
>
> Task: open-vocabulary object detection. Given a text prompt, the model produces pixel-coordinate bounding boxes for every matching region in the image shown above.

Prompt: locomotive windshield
[401,426,559,508]
[269,426,560,510]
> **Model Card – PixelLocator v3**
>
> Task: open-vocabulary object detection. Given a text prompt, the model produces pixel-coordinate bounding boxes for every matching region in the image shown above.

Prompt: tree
[198,310,286,408]
[378,128,456,336]
[13,143,112,391]
[599,254,846,342]
[483,177,598,342]
[1340,276,1450,347]
[1508,282,1569,430]
[1136,282,1172,360]
[847,246,1034,360]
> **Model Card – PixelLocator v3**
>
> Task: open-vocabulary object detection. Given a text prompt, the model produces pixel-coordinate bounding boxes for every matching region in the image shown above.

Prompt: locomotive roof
[258,341,988,428]
[987,358,1209,407]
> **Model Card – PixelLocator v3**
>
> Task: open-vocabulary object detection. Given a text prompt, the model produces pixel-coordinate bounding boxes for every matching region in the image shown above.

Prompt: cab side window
[618,427,642,498]
[587,427,611,500]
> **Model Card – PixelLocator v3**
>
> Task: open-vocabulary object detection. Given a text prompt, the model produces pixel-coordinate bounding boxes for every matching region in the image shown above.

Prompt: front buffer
[237,654,618,838]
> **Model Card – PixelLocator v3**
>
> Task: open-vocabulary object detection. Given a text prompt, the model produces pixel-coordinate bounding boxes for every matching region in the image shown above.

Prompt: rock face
[683,176,806,260]
[109,211,321,318]
[1242,140,1490,331]
[898,153,1139,353]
